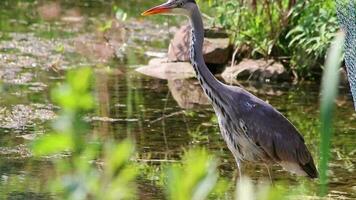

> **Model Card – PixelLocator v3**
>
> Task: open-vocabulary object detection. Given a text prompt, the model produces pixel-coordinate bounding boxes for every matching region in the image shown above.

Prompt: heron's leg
[233,159,243,185]
[231,153,243,183]
[236,160,244,186]
[237,160,242,178]
[264,164,273,184]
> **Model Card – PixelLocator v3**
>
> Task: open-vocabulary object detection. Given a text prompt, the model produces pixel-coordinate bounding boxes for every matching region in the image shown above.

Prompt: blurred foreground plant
[162,149,301,200]
[32,67,137,200]
[236,176,288,200]
[319,32,344,196]
[164,149,219,200]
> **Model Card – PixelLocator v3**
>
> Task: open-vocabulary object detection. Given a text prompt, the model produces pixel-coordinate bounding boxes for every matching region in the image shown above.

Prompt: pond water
[0,0,355,199]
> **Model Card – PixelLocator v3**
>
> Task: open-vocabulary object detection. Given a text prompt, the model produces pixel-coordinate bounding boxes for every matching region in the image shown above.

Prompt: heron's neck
[189,6,224,103]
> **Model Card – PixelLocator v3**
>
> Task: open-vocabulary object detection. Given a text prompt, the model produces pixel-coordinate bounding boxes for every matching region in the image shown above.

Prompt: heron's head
[141,0,196,17]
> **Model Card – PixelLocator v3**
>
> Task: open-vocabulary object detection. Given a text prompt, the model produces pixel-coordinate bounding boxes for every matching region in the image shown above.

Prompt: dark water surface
[0,0,355,199]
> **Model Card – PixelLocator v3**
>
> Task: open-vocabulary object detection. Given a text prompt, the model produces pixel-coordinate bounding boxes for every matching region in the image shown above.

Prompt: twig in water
[150,110,185,124]
[134,158,179,163]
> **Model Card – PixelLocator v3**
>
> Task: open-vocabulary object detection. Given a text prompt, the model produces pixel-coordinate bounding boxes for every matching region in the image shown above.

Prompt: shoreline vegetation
[206,0,338,81]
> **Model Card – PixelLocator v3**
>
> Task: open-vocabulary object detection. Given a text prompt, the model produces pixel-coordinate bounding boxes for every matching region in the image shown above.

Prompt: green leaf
[115,8,127,21]
[32,133,73,156]
[319,32,345,196]
[105,139,135,178]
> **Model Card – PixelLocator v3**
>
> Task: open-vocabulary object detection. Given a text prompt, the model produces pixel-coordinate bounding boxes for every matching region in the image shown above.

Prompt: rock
[136,58,195,80]
[239,83,284,97]
[37,2,61,21]
[168,25,231,65]
[74,34,116,63]
[221,59,289,83]
[101,20,127,59]
[61,9,84,23]
[144,51,167,58]
[168,79,210,109]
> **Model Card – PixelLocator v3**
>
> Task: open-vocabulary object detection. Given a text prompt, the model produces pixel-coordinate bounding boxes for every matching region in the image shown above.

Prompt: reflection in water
[0,0,355,199]
[37,2,62,21]
[168,78,210,109]
[95,70,112,138]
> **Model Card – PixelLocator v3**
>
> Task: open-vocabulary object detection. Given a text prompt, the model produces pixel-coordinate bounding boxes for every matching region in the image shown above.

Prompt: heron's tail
[300,159,318,179]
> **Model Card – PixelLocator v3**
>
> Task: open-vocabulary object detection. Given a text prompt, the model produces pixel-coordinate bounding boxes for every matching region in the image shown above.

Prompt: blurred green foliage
[208,0,338,79]
[319,32,344,196]
[164,149,218,200]
[32,67,138,200]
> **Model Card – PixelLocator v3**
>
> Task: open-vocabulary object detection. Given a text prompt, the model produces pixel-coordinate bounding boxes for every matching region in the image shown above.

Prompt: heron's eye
[178,1,184,7]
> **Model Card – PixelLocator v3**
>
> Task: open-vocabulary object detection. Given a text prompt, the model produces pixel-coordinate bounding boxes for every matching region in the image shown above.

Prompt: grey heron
[142,0,318,179]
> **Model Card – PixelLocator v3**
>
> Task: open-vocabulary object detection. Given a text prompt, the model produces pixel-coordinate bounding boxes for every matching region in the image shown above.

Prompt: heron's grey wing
[230,89,318,178]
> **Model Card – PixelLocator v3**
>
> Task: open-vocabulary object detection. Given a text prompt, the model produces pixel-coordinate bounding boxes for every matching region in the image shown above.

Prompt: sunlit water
[0,1,355,199]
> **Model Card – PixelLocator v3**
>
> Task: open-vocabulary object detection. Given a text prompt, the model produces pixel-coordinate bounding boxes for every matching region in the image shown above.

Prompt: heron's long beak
[141,2,174,16]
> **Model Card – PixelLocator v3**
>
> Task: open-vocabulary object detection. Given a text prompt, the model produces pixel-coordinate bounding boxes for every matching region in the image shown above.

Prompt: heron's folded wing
[234,94,312,166]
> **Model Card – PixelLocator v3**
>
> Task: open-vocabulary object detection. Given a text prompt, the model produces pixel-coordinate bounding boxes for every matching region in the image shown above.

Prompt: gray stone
[168,25,231,65]
[222,59,289,83]
[136,58,195,80]
[168,79,210,109]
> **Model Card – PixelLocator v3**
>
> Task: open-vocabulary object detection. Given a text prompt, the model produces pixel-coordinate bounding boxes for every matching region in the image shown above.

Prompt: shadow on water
[0,0,355,199]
